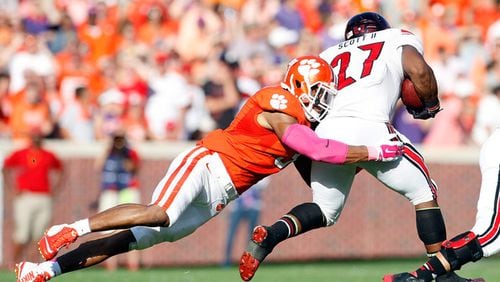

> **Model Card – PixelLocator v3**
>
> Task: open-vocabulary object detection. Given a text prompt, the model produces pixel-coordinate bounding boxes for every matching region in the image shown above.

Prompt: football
[400,78,423,109]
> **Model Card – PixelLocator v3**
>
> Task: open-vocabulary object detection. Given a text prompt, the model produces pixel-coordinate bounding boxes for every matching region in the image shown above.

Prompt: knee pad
[440,231,483,270]
[416,208,446,245]
[288,203,327,231]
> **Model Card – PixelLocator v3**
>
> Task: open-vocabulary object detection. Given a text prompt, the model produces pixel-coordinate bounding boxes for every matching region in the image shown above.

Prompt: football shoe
[239,225,274,281]
[382,272,427,282]
[435,272,485,282]
[38,224,78,260]
[15,262,51,282]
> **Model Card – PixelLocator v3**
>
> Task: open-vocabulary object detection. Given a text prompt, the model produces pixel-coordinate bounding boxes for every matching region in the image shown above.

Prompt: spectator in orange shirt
[136,4,177,48]
[9,79,54,146]
[55,40,93,104]
[77,4,119,66]
[3,133,63,264]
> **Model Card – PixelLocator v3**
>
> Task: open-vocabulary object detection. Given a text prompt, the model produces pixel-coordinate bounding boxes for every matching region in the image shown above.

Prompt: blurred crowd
[0,0,498,147]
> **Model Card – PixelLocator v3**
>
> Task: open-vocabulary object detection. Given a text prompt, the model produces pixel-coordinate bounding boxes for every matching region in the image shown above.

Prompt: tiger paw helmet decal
[297,58,322,83]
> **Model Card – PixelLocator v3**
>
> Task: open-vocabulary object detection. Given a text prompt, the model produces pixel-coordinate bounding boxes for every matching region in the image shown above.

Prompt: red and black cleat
[382,272,426,282]
[239,226,273,281]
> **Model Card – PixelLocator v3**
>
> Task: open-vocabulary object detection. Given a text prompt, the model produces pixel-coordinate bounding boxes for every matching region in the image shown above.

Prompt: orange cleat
[38,225,78,260]
[15,262,51,282]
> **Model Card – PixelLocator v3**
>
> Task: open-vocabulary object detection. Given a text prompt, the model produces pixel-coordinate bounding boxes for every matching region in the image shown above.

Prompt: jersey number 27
[330,42,385,90]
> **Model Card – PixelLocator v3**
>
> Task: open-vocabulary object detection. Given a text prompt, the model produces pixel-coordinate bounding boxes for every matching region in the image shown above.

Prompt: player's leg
[16,230,136,282]
[37,146,210,261]
[239,162,356,281]
[364,138,445,255]
[363,137,445,282]
[471,129,500,258]
[380,132,498,282]
[37,203,168,261]
[239,202,327,281]
[50,201,223,278]
[389,130,500,281]
[18,225,191,282]
[17,149,234,281]
[83,147,217,232]
[366,149,449,282]
[383,231,485,282]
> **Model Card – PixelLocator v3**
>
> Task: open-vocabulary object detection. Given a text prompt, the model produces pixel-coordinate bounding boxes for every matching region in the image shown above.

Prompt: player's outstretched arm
[259,111,403,164]
[281,124,403,163]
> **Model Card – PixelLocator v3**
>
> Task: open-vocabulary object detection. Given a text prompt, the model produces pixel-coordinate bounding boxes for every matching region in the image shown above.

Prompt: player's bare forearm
[402,46,438,103]
[345,146,370,163]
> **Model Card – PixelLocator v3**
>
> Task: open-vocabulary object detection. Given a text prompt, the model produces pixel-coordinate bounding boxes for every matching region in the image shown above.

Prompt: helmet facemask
[298,81,336,122]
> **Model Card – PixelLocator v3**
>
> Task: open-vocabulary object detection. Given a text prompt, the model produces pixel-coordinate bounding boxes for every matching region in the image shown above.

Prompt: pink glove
[367,140,404,162]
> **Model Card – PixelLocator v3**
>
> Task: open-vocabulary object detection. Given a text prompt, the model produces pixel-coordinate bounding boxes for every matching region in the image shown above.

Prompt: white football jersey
[319,28,423,122]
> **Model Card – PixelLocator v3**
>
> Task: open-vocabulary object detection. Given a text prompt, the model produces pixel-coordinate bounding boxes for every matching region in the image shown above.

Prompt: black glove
[407,97,442,120]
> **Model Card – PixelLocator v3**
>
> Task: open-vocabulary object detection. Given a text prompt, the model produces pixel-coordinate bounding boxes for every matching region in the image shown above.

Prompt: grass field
[1,258,497,281]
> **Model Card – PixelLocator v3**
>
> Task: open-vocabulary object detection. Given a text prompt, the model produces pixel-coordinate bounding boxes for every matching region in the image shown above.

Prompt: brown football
[400,79,424,109]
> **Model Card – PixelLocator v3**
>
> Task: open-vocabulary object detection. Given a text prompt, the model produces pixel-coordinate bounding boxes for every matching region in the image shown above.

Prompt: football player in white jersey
[239,12,477,282]
[386,128,500,281]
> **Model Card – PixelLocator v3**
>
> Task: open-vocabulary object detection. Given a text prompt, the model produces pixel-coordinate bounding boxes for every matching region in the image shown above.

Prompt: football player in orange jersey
[15,56,403,282]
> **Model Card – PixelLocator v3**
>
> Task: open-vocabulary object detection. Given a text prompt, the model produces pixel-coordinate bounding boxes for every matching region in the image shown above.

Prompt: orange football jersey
[199,86,310,194]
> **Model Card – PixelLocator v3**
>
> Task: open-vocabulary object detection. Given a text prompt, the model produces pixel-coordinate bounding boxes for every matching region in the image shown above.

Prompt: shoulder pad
[254,86,306,121]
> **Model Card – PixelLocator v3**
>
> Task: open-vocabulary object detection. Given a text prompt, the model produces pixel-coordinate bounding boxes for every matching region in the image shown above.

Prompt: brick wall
[0,142,482,268]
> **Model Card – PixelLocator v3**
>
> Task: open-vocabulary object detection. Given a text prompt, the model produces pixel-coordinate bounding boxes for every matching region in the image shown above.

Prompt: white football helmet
[281,55,336,122]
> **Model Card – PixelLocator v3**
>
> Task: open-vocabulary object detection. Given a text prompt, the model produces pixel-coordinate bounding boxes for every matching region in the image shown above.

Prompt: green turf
[2,258,498,281]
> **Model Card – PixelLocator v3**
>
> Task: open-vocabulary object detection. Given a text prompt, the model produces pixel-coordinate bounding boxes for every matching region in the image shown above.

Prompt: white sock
[70,219,91,236]
[39,261,62,277]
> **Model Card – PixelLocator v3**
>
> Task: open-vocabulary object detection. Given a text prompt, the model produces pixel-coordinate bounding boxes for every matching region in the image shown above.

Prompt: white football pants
[312,116,438,226]
[472,128,500,257]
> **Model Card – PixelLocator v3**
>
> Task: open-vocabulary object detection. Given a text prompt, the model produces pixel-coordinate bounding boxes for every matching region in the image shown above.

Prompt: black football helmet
[344,12,391,40]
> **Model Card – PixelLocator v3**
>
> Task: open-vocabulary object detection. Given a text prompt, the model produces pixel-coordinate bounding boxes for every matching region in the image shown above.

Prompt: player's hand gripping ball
[400,78,423,110]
